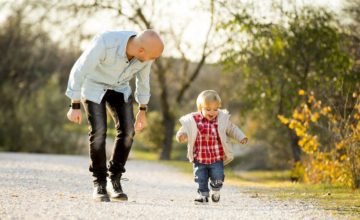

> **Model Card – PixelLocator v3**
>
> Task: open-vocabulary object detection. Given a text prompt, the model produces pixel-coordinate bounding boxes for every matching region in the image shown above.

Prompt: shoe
[194,195,209,204]
[109,175,128,201]
[93,182,110,202]
[211,190,220,202]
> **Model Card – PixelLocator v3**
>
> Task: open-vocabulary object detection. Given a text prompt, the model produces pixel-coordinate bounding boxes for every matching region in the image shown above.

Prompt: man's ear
[138,47,145,54]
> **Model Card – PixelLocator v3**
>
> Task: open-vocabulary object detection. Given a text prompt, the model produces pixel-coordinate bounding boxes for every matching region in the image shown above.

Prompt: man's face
[201,101,220,121]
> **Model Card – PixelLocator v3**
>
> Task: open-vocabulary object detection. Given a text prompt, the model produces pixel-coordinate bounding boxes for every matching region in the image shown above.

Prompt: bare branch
[176,0,218,103]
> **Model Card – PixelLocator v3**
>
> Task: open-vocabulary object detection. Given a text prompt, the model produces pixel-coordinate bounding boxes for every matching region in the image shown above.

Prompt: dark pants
[83,90,135,184]
[193,160,225,197]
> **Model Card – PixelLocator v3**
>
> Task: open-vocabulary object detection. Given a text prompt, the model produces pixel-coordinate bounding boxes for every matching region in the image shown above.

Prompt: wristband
[69,103,81,109]
[139,106,147,111]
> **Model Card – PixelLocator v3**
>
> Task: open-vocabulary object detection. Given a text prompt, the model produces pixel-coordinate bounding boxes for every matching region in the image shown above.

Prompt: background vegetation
[0,0,359,189]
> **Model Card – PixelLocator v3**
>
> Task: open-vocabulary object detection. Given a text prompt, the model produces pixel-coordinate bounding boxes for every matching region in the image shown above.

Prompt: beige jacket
[176,110,246,165]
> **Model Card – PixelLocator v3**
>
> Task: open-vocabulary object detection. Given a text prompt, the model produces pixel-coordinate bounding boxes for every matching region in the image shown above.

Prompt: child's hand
[179,134,188,143]
[240,137,248,144]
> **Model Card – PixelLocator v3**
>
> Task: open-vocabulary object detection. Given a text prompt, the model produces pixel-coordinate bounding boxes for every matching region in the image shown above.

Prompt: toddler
[176,90,248,203]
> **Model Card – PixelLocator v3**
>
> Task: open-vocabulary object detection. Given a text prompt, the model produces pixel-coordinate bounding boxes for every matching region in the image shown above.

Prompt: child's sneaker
[194,195,209,204]
[211,190,220,202]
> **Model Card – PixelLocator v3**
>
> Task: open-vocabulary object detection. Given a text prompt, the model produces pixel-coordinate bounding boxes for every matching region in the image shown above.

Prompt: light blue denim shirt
[65,31,153,104]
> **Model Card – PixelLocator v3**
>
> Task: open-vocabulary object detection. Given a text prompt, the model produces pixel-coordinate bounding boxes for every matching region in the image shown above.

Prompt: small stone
[250,193,259,198]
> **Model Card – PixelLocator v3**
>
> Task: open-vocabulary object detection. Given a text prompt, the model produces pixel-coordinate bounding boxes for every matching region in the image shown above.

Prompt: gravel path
[0,152,337,220]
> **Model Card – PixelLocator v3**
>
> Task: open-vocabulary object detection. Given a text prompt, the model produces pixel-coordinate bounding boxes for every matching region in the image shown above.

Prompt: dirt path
[0,153,336,219]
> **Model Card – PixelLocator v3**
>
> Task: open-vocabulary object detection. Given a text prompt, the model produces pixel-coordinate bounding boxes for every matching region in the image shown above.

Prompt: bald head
[133,29,164,61]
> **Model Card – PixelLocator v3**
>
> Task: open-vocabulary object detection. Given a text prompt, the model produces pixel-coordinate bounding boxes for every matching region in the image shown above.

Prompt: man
[66,30,164,202]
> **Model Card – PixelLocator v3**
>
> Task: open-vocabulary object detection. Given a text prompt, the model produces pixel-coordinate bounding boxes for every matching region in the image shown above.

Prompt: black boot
[93,182,110,202]
[109,175,128,201]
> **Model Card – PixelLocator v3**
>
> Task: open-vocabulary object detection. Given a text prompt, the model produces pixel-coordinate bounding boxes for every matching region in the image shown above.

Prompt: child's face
[201,101,220,121]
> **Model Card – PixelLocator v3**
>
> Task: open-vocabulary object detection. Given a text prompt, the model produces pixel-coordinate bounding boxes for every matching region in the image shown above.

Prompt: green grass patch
[225,171,360,218]
[224,170,360,218]
[131,148,159,161]
[242,183,360,218]
[132,148,193,173]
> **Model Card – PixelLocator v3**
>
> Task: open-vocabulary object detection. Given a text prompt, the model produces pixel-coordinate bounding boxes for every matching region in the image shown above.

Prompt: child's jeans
[193,160,225,197]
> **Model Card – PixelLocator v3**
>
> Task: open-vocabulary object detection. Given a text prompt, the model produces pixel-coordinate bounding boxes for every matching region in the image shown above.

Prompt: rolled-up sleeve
[65,34,106,100]
[134,61,153,104]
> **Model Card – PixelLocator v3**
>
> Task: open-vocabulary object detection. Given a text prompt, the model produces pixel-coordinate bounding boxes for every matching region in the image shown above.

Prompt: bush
[279,91,360,188]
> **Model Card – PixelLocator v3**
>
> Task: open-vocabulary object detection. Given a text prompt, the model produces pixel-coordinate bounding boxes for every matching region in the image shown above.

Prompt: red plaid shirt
[193,113,224,164]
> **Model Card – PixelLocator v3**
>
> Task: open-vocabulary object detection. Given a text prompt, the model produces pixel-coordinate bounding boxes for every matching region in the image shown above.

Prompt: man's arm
[66,34,106,124]
[65,34,106,102]
[134,61,153,132]
[134,61,153,105]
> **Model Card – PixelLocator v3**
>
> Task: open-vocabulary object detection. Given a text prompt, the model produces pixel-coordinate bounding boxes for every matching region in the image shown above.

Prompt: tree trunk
[289,129,301,162]
[154,60,175,160]
[350,142,360,188]
[159,113,175,160]
[289,129,302,182]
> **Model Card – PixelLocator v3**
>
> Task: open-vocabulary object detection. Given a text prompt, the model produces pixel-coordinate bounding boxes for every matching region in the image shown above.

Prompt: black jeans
[83,90,135,184]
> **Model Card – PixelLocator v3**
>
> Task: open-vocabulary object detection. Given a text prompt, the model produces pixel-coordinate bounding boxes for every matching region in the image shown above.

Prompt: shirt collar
[118,31,137,58]
[199,112,217,123]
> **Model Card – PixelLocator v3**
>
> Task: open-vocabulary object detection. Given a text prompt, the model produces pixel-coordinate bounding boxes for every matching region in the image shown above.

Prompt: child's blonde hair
[196,90,222,111]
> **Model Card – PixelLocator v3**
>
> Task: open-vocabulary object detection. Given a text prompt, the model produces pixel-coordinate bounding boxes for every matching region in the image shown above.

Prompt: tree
[0,4,82,153]
[217,2,356,170]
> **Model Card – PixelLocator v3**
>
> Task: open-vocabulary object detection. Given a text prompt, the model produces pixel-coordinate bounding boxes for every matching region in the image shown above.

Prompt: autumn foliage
[278,90,360,188]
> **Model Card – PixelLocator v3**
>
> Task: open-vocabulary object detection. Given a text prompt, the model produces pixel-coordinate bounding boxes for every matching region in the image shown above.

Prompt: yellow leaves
[289,120,302,131]
[298,89,305,96]
[308,95,315,104]
[340,154,348,161]
[313,100,322,109]
[277,115,289,125]
[310,136,319,150]
[278,90,359,188]
[332,127,341,134]
[354,113,360,120]
[303,151,352,186]
[310,112,320,122]
[355,104,360,112]
[295,127,306,137]
[298,135,319,154]
[356,122,360,133]
[335,141,345,150]
[290,161,305,181]
[292,109,305,121]
[320,106,331,115]
[298,137,307,147]
[328,114,338,124]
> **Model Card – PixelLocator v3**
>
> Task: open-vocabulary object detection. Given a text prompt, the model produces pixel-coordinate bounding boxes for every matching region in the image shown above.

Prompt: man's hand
[240,137,248,144]
[67,109,82,124]
[134,110,147,133]
[179,134,188,143]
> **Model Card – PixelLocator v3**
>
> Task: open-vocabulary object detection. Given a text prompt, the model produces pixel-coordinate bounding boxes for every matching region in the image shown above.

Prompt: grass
[132,149,360,218]
[231,172,360,218]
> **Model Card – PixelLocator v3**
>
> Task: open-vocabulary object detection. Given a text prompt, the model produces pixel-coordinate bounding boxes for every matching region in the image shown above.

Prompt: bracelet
[69,103,81,109]
[139,106,147,111]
